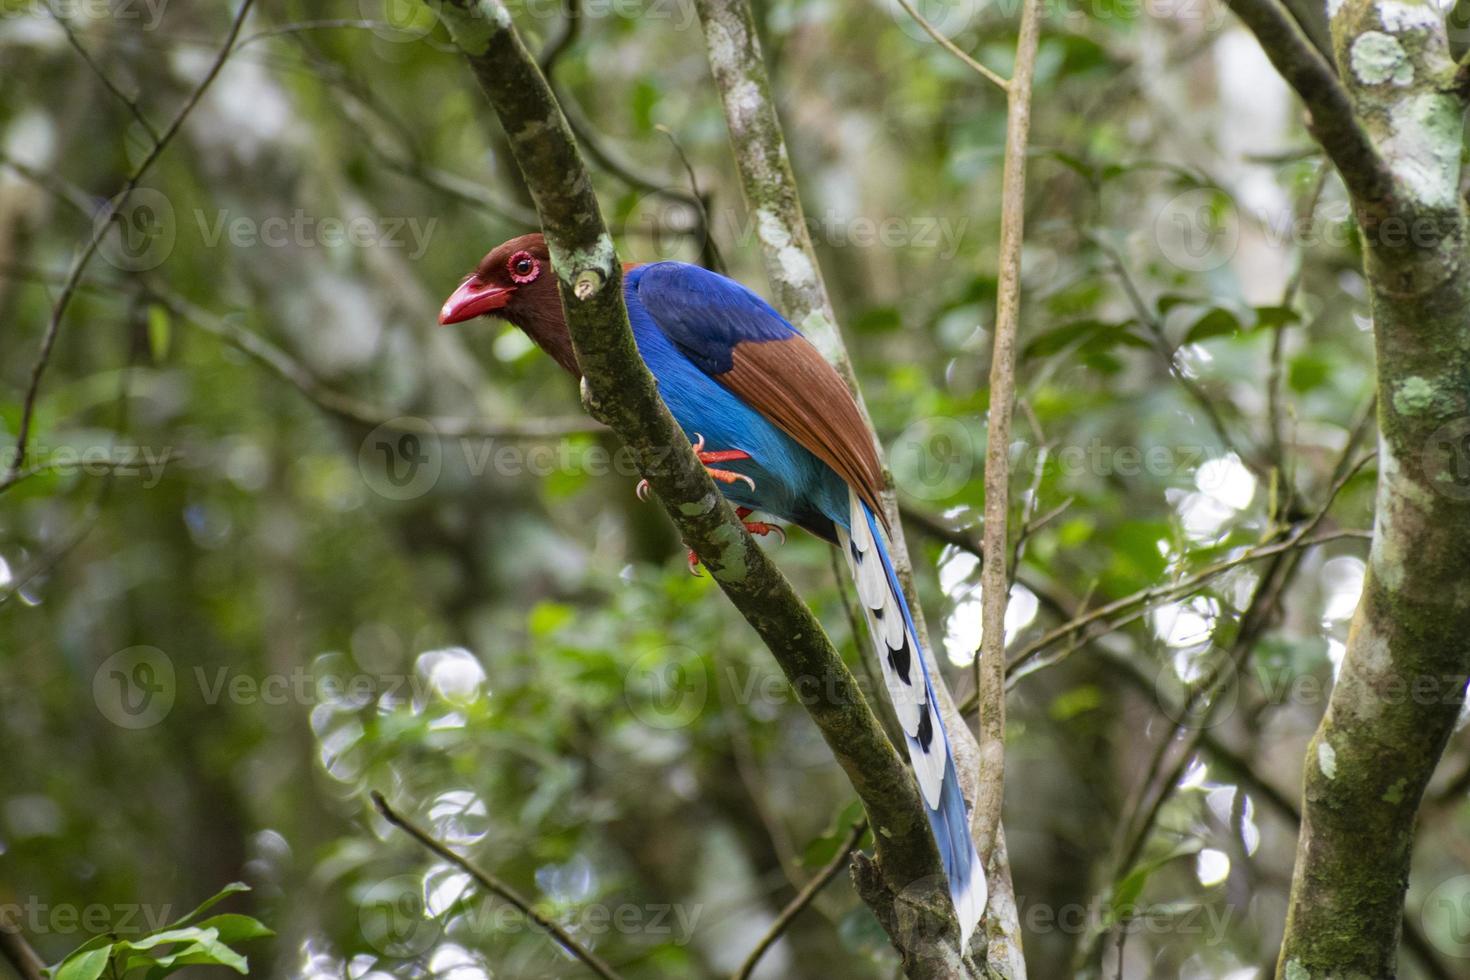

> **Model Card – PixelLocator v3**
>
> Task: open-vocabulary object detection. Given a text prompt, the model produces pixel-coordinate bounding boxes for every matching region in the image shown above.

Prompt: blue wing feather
[630,262,797,373]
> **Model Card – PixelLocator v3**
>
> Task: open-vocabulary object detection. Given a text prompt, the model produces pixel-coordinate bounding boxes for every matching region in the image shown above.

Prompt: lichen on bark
[1263,0,1470,975]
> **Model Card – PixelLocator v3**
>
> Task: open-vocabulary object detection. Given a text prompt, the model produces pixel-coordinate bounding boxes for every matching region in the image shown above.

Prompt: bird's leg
[636,433,756,500]
[734,506,786,544]
[685,507,785,576]
[688,433,757,490]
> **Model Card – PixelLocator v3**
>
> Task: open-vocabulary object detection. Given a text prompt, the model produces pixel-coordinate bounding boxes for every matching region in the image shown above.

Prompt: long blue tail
[836,488,986,946]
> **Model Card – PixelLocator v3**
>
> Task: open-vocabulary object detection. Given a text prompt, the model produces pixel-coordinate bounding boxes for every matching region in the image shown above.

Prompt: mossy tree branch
[1224,0,1470,975]
[426,2,975,973]
[691,0,1025,972]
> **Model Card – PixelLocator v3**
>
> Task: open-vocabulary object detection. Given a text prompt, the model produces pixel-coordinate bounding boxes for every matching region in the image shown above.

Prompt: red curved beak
[440,278,514,325]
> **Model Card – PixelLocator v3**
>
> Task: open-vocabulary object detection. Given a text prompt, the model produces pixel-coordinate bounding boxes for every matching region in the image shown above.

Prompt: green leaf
[1184,307,1241,344]
[147,304,171,362]
[1155,293,1207,317]
[1253,305,1300,330]
[1108,842,1202,924]
[800,799,865,868]
[137,939,249,980]
[1050,685,1103,721]
[1288,352,1332,393]
[192,915,274,944]
[54,946,112,980]
[1023,318,1142,359]
[158,882,250,930]
[117,927,216,953]
[851,306,903,334]
[528,602,574,638]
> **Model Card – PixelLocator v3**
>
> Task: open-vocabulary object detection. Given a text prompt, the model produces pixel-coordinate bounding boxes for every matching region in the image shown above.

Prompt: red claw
[635,435,758,500]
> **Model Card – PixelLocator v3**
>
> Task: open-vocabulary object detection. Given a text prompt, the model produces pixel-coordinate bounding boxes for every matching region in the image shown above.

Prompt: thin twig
[537,0,582,76]
[372,792,625,980]
[6,0,256,488]
[992,524,1371,697]
[892,0,1009,93]
[731,821,866,980]
[1091,233,1256,475]
[973,0,1041,863]
[0,452,184,496]
[45,1,161,143]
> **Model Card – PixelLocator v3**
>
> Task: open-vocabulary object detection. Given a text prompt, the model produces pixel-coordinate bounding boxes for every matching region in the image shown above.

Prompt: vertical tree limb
[974,0,1041,865]
[1217,0,1470,975]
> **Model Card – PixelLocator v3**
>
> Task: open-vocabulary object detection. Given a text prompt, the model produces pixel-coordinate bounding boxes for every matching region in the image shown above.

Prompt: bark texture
[1219,0,1470,975]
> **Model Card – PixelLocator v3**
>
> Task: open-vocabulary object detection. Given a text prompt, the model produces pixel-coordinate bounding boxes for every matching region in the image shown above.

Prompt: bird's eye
[508,251,539,283]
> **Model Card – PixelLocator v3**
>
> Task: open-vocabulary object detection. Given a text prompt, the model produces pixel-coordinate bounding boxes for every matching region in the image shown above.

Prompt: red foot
[635,433,756,500]
[691,433,755,491]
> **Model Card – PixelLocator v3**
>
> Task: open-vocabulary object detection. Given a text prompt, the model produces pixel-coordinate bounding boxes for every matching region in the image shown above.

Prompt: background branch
[372,792,625,980]
[972,0,1041,869]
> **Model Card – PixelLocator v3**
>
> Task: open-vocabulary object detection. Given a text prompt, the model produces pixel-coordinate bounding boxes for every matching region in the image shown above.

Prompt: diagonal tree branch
[733,820,868,980]
[373,792,625,980]
[892,0,1010,93]
[1222,0,1394,212]
[422,1,962,967]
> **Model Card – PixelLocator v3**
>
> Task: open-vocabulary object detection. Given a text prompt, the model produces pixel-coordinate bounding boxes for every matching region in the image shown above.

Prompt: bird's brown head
[439,233,579,375]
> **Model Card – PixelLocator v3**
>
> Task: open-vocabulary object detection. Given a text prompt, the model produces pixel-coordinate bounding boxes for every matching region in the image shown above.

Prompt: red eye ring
[508,250,540,284]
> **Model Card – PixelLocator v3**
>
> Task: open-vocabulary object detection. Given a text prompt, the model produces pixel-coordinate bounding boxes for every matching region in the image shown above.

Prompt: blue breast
[623,278,848,539]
